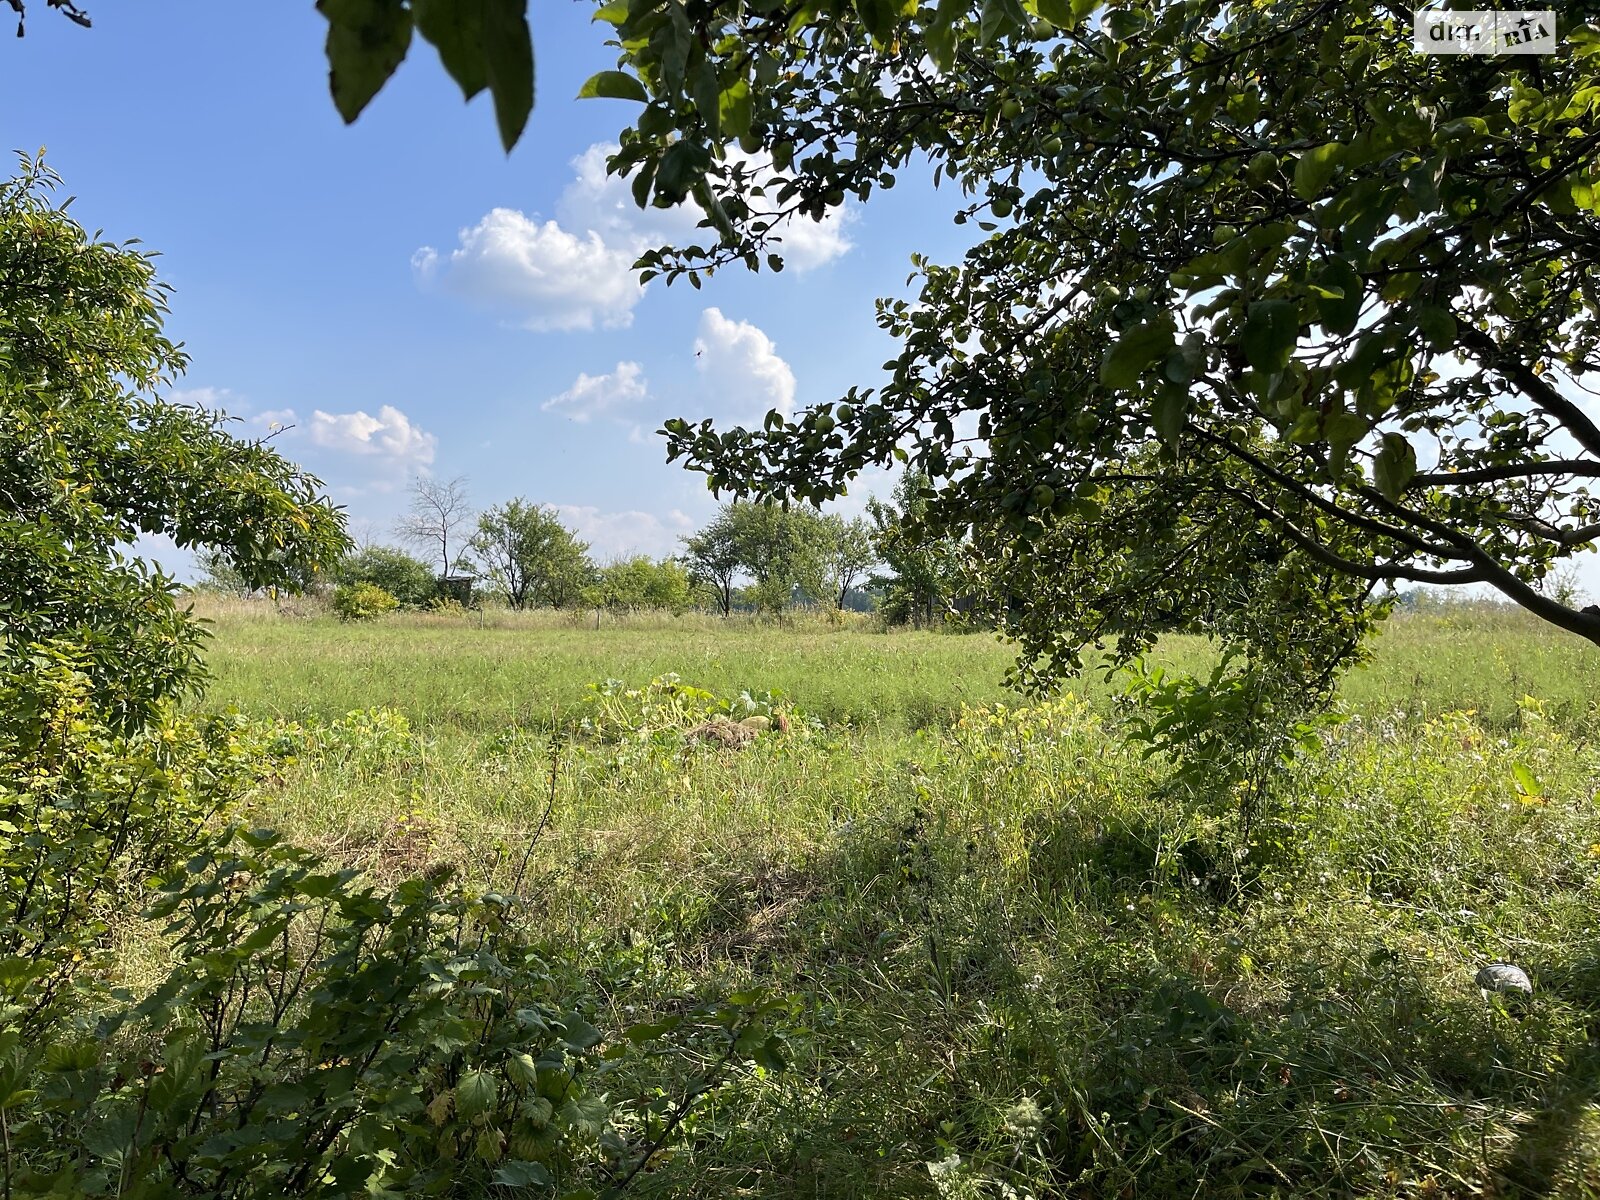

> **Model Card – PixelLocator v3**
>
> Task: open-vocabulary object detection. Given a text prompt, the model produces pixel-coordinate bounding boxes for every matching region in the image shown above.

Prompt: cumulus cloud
[415,144,855,333]
[693,307,797,425]
[307,404,437,465]
[543,361,649,424]
[552,505,696,559]
[411,208,644,332]
[559,142,855,272]
[560,144,707,252]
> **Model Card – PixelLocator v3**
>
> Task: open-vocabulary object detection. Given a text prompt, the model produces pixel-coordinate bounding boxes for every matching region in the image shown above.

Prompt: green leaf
[1313,258,1363,334]
[1512,761,1544,797]
[494,1162,553,1187]
[559,1092,611,1137]
[1323,410,1368,463]
[654,139,711,205]
[506,1052,540,1087]
[482,0,535,151]
[925,0,967,70]
[979,0,1027,46]
[456,1069,498,1121]
[318,0,415,125]
[1031,0,1075,29]
[856,0,899,43]
[653,1,694,97]
[1372,432,1416,501]
[1152,386,1186,447]
[1241,300,1299,371]
[1162,333,1206,384]
[559,1011,604,1050]
[1293,143,1344,200]
[414,0,488,99]
[1414,305,1457,350]
[750,1034,788,1072]
[578,69,648,102]
[718,78,753,138]
[1105,6,1146,39]
[1099,321,1175,388]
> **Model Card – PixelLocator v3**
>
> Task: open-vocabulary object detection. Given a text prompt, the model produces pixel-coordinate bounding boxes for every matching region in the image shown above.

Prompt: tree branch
[1414,459,1600,486]
[1457,327,1600,460]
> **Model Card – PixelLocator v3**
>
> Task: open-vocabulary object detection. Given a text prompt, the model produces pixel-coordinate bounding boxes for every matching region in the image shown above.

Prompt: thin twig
[510,733,563,901]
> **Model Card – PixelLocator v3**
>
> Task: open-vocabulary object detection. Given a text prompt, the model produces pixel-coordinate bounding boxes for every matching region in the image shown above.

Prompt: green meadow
[186,598,1600,1198]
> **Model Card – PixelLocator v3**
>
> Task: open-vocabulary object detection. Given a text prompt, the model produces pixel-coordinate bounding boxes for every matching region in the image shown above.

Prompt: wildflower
[1004,1096,1046,1142]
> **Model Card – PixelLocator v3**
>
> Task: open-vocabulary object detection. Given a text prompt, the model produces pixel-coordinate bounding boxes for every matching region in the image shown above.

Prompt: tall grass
[191,595,1600,735]
[184,597,1600,1197]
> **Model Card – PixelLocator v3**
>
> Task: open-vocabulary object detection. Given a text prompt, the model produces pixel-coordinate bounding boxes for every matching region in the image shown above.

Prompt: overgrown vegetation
[0,158,784,1199]
[187,602,1600,1198]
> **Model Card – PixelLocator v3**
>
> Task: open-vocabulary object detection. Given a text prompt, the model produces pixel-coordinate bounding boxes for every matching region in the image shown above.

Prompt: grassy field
[187,598,1600,1198]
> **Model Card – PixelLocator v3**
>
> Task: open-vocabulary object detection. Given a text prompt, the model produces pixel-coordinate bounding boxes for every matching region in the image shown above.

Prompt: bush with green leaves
[336,544,439,607]
[0,652,274,1034]
[2,827,619,1198]
[332,581,401,621]
[585,556,695,613]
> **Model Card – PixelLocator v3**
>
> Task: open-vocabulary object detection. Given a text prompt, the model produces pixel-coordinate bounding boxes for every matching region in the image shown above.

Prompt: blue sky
[1,1,968,570]
[6,5,1598,600]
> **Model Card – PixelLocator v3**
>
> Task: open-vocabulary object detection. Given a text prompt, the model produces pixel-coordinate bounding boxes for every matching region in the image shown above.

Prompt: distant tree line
[195,471,972,625]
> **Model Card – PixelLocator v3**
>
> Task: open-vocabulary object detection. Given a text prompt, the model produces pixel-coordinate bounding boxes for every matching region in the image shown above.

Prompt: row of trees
[200,472,967,622]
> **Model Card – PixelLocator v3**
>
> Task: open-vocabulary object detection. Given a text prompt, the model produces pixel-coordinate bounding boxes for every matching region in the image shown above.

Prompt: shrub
[2,827,619,1198]
[336,545,438,607]
[333,582,399,621]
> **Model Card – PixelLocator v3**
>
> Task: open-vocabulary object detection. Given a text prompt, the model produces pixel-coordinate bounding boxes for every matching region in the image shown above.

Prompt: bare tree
[396,475,473,577]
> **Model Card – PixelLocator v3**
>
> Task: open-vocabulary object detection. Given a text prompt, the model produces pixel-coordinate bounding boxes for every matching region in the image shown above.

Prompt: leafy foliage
[817,513,877,609]
[679,502,839,615]
[470,498,595,609]
[0,153,348,730]
[0,655,268,1034]
[866,471,963,627]
[336,544,439,607]
[332,580,401,620]
[3,826,613,1198]
[590,3,1600,655]
[586,555,695,613]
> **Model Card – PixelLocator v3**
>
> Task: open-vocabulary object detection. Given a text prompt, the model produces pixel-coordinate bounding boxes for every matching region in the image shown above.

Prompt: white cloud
[543,361,648,423]
[414,145,855,333]
[560,144,708,252]
[307,404,437,465]
[693,307,797,425]
[411,208,644,332]
[170,386,242,414]
[721,148,857,272]
[559,142,855,273]
[553,505,696,559]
